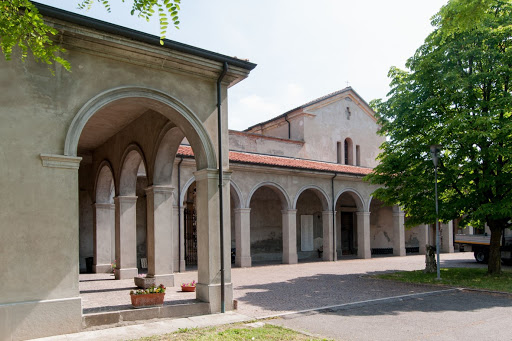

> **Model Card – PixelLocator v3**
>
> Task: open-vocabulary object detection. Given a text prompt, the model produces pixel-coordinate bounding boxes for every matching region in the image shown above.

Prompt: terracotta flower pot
[181,285,196,292]
[130,293,165,308]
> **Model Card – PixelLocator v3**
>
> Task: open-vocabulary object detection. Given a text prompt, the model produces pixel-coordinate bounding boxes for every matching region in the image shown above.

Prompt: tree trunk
[487,219,504,275]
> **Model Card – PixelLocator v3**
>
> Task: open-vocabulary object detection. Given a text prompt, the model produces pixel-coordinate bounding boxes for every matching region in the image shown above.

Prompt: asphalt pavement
[269,289,512,341]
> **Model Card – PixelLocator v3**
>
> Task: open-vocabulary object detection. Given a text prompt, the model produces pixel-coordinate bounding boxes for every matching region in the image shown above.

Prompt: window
[344,138,353,165]
[337,142,342,164]
[356,145,360,166]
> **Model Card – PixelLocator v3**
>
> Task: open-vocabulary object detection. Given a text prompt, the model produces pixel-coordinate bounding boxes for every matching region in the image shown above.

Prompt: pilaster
[93,203,115,273]
[356,211,371,259]
[114,196,138,279]
[194,168,233,312]
[392,206,406,256]
[146,185,175,286]
[322,210,335,261]
[282,209,298,264]
[441,220,454,253]
[235,208,252,267]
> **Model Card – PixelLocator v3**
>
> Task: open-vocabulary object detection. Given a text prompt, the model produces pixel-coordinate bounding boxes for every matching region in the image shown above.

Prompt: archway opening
[295,189,325,262]
[335,191,362,257]
[369,198,394,256]
[249,186,287,264]
[91,163,116,273]
[183,181,197,268]
[72,89,216,316]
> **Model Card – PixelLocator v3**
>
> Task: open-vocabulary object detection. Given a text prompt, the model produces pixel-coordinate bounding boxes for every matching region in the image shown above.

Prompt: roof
[33,2,257,71]
[177,146,372,176]
[244,86,374,131]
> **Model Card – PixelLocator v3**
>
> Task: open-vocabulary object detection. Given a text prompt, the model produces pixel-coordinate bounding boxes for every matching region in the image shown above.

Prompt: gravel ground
[80,252,482,316]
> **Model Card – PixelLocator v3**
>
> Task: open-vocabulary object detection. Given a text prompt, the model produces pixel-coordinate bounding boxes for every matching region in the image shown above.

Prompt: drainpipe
[331,173,337,261]
[177,156,184,272]
[284,115,291,139]
[217,62,228,313]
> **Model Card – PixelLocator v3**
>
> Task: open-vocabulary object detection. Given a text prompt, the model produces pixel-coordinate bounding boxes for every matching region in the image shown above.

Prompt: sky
[36,0,449,131]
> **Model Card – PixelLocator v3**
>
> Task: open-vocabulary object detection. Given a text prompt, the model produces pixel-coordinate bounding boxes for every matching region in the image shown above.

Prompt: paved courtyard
[47,252,511,341]
[81,252,486,316]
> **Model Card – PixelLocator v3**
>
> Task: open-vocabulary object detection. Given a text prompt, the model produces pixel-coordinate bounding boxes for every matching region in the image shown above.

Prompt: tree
[0,0,181,71]
[366,0,512,274]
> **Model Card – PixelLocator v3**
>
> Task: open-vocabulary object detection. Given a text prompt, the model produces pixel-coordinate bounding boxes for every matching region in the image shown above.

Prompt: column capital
[193,168,218,181]
[114,195,137,204]
[355,211,370,217]
[222,170,233,180]
[392,211,406,218]
[282,209,298,215]
[145,185,174,195]
[93,202,115,209]
[322,210,334,216]
[234,208,251,214]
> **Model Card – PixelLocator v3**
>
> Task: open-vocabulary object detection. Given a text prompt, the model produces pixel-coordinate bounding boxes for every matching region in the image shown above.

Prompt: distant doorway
[340,212,355,255]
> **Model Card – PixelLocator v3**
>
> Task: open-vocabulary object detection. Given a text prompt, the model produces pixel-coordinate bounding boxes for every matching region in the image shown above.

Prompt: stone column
[417,224,429,255]
[235,208,252,267]
[93,203,115,273]
[392,206,406,256]
[146,186,174,286]
[174,205,186,272]
[114,196,138,279]
[322,211,335,261]
[282,209,298,264]
[463,225,474,235]
[194,169,233,312]
[356,211,371,259]
[441,220,454,253]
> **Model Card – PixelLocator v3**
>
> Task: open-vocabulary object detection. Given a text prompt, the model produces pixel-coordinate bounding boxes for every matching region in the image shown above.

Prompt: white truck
[454,234,512,264]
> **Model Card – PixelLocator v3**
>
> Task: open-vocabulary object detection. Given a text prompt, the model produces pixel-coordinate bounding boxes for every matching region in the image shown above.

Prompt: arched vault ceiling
[77,99,152,153]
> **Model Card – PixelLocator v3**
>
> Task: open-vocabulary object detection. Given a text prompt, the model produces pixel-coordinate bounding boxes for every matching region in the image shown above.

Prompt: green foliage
[365,0,512,274]
[78,0,181,44]
[0,0,70,71]
[366,0,512,225]
[377,267,512,293]
[0,0,182,71]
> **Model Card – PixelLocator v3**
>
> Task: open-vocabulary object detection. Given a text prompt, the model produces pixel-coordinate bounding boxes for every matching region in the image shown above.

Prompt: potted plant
[181,280,196,292]
[134,273,156,289]
[130,284,166,308]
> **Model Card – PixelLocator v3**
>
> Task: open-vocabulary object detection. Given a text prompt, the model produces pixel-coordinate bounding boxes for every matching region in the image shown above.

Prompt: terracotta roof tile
[177,145,372,176]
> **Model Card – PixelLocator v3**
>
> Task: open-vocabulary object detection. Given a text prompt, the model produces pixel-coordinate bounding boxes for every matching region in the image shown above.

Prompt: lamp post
[430,145,442,280]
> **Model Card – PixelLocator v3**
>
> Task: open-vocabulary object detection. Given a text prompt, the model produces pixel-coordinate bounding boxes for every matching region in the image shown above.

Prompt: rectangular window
[337,142,342,164]
[356,145,360,166]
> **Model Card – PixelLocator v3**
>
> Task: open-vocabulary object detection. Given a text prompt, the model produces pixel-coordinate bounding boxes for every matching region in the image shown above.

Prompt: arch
[367,195,375,212]
[119,144,147,196]
[246,181,291,210]
[180,176,196,205]
[94,160,116,203]
[230,180,244,209]
[334,188,365,211]
[64,86,216,171]
[153,124,185,186]
[293,185,330,211]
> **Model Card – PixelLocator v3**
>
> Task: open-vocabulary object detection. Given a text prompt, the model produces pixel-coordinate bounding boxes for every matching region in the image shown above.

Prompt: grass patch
[134,322,329,340]
[377,267,512,293]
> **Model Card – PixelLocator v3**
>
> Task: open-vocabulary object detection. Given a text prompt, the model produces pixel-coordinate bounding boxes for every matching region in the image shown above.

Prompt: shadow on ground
[235,269,511,317]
